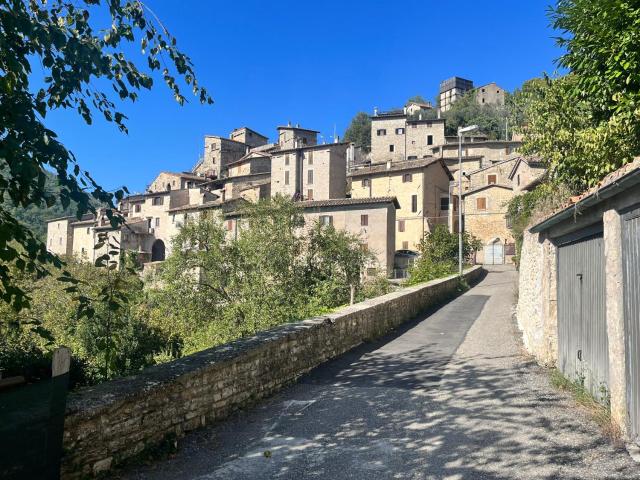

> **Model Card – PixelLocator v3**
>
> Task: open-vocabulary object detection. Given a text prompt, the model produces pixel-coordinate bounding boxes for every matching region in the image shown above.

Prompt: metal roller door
[557,225,609,402]
[623,207,640,442]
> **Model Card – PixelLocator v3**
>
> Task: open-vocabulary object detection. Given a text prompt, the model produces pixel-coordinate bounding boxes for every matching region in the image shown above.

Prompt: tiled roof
[461,183,513,197]
[348,157,450,178]
[298,196,400,209]
[531,157,640,232]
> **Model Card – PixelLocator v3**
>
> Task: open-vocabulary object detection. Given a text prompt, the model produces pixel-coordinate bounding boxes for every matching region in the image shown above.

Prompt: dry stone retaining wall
[62,266,483,478]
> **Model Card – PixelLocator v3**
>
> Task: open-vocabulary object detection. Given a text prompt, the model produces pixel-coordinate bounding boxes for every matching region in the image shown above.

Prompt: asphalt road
[121,266,639,479]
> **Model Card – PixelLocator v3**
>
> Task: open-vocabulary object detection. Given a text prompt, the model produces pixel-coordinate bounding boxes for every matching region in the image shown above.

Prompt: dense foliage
[406,225,481,285]
[0,0,212,314]
[442,90,510,139]
[0,197,391,386]
[343,112,371,152]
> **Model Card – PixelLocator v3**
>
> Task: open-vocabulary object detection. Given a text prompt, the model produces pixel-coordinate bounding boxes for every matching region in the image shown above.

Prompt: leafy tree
[0,1,212,313]
[407,225,481,285]
[343,112,371,152]
[442,91,509,139]
[514,0,640,190]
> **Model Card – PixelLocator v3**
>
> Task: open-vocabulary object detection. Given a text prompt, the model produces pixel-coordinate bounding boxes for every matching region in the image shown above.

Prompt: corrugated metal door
[623,207,640,442]
[557,226,609,402]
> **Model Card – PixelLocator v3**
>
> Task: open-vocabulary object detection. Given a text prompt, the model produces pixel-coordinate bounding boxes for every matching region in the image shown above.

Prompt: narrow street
[122,267,639,479]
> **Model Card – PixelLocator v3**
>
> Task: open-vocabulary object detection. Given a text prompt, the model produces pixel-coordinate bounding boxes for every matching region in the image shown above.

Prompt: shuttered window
[476,197,487,210]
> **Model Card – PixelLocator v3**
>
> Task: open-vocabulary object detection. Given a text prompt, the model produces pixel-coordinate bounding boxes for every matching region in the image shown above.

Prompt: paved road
[122,267,639,479]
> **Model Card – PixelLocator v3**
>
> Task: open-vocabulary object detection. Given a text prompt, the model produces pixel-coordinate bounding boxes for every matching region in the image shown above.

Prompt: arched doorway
[151,239,166,262]
[484,238,504,265]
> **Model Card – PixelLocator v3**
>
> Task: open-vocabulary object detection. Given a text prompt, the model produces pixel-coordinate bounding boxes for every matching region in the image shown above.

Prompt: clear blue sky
[43,0,561,193]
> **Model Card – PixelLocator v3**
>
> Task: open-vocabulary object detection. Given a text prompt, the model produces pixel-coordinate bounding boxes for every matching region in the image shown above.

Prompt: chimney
[419,113,423,120]
[373,107,378,116]
[403,107,407,115]
[386,160,392,170]
[288,121,291,127]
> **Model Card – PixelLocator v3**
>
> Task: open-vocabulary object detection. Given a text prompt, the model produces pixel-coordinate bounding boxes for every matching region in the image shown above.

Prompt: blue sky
[43,0,561,193]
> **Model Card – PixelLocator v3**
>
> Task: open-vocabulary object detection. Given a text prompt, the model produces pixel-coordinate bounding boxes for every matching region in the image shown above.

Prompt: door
[623,207,640,442]
[557,226,608,402]
[484,241,504,265]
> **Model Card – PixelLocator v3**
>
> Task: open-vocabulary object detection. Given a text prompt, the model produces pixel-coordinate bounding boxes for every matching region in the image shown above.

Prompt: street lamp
[457,124,478,276]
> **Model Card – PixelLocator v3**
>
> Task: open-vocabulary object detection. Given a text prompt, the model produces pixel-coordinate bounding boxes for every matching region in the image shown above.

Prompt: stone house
[508,156,546,192]
[270,143,349,201]
[517,159,640,443]
[405,100,433,116]
[349,158,452,253]
[229,127,269,148]
[194,136,248,179]
[431,139,522,170]
[474,82,505,107]
[147,171,208,193]
[277,124,318,149]
[370,111,446,164]
[299,197,399,277]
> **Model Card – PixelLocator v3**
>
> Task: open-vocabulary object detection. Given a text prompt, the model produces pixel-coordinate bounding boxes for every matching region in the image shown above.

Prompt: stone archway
[151,239,166,262]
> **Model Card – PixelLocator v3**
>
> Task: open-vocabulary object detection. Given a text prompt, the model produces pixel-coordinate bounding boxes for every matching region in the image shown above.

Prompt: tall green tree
[343,111,371,152]
[442,91,508,139]
[0,1,212,312]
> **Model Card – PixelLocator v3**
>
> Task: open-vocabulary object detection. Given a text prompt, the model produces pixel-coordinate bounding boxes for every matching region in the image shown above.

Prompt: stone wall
[61,266,483,478]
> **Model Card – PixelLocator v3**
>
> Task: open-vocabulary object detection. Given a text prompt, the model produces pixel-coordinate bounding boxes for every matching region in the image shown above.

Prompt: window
[319,215,333,226]
[81,247,86,254]
[411,124,417,129]
[476,197,487,210]
[307,189,313,200]
[155,217,160,227]
[398,220,405,232]
[302,138,307,145]
[453,196,459,211]
[482,98,485,104]
[402,241,409,250]
[361,178,370,187]
[307,170,314,185]
[440,197,449,211]
[226,219,233,231]
[172,214,175,224]
[152,197,163,206]
[360,243,369,252]
[285,154,290,166]
[361,214,368,226]
[285,171,290,185]
[376,129,387,136]
[408,155,417,160]
[134,204,141,213]
[389,144,395,152]
[487,174,497,185]
[395,128,405,135]
[59,237,62,245]
[308,151,313,165]
[402,173,412,183]
[517,174,521,186]
[411,195,418,213]
[427,135,433,145]
[86,227,90,234]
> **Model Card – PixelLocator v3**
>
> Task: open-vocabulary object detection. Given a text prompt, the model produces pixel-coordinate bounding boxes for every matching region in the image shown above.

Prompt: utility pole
[457,125,479,276]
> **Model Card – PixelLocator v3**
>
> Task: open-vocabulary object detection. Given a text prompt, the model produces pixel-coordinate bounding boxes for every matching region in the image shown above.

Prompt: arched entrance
[151,239,166,262]
[484,238,504,265]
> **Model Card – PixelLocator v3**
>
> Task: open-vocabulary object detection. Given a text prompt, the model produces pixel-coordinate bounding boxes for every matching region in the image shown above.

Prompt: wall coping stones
[62,266,483,478]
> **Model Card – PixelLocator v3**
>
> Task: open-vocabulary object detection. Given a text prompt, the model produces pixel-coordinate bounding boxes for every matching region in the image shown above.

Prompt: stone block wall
[61,266,483,478]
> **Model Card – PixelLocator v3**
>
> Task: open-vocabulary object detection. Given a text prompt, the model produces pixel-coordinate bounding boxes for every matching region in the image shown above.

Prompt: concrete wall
[61,266,483,479]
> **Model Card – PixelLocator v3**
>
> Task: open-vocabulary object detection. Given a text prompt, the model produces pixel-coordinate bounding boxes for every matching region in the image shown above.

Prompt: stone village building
[47,94,540,276]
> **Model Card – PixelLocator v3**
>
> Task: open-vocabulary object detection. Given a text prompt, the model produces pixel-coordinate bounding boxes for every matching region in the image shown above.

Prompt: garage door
[557,225,609,403]
[623,207,640,442]
[484,242,504,265]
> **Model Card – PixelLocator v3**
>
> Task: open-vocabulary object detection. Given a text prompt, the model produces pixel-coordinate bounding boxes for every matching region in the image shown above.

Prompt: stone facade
[60,266,483,479]
[271,143,348,201]
[147,172,207,193]
[439,76,474,112]
[369,113,446,164]
[509,157,546,192]
[432,140,521,167]
[277,125,318,149]
[195,136,248,179]
[474,82,505,106]
[299,197,398,276]
[46,217,75,256]
[350,158,452,252]
[229,127,269,148]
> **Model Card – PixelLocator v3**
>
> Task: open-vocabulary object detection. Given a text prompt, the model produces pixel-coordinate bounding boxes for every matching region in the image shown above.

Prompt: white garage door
[484,242,504,265]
